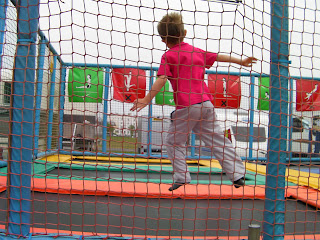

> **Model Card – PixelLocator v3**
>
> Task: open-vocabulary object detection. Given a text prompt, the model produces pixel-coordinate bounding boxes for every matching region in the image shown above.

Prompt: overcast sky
[37,0,320,117]
[38,0,320,77]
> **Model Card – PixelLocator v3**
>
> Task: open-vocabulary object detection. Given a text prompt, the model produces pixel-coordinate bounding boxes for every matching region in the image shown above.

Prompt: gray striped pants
[166,101,245,183]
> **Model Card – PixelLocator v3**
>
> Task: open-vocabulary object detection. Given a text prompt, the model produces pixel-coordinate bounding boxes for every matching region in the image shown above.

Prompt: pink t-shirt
[157,42,217,109]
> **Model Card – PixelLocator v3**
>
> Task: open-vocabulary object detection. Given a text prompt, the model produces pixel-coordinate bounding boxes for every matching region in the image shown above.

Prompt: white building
[108,113,137,137]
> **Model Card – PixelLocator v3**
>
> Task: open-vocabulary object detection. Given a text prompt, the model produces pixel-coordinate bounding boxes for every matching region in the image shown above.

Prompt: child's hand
[130,98,149,112]
[241,57,257,67]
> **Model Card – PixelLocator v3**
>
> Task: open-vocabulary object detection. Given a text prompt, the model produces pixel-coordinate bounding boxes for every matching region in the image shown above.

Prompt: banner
[207,74,241,108]
[68,68,104,103]
[155,81,175,106]
[257,77,270,110]
[296,78,320,111]
[112,68,146,103]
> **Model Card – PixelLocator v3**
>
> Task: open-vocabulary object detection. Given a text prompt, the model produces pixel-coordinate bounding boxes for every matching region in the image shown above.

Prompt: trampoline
[1,155,320,238]
[1,0,320,239]
[1,192,320,238]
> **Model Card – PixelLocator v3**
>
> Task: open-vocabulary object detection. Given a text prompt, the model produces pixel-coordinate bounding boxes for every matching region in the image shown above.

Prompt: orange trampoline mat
[1,155,320,210]
[0,175,319,209]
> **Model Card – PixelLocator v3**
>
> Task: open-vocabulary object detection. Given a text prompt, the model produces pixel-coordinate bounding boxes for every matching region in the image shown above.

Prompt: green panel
[257,77,270,110]
[155,81,175,106]
[68,67,104,103]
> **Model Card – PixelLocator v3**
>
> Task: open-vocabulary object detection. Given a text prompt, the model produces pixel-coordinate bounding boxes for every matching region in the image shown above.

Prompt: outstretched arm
[130,75,167,112]
[216,54,257,67]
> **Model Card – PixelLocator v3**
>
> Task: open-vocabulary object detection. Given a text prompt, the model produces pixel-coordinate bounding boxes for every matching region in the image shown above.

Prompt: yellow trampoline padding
[198,159,222,169]
[286,168,320,190]
[245,162,266,176]
[72,156,223,168]
[246,162,320,190]
[40,154,225,169]
[68,159,222,168]
[72,156,199,165]
[40,154,72,163]
[69,160,165,167]
[39,154,221,167]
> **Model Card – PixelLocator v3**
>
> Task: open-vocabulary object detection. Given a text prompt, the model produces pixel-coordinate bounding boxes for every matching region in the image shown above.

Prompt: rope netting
[0,0,320,239]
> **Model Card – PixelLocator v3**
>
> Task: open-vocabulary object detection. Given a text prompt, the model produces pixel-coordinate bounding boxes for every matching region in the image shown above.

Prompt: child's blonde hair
[157,12,185,45]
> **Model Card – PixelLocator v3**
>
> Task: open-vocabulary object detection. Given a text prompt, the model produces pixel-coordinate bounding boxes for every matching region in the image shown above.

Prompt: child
[131,12,257,191]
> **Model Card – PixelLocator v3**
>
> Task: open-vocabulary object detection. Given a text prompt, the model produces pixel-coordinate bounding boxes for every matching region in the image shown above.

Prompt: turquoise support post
[147,70,154,156]
[46,55,57,150]
[190,133,196,157]
[288,78,294,159]
[249,76,256,159]
[8,0,39,236]
[33,38,46,158]
[102,67,110,153]
[59,66,67,150]
[263,0,289,239]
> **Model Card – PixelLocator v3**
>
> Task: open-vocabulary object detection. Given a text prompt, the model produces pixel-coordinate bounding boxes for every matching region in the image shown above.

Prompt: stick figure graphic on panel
[305,84,318,101]
[76,74,92,89]
[124,71,136,91]
[223,77,227,98]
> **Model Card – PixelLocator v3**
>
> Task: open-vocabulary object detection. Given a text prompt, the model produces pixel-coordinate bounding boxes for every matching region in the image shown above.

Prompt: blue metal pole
[59,66,67,150]
[308,130,312,154]
[190,133,196,157]
[315,133,320,154]
[64,62,159,71]
[102,67,110,153]
[38,30,64,65]
[147,70,154,156]
[249,76,256,159]
[288,78,294,160]
[46,55,57,150]
[263,0,289,239]
[8,0,39,236]
[33,38,46,158]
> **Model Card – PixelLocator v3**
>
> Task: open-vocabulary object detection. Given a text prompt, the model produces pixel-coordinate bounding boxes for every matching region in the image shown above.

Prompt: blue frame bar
[38,30,64,65]
[58,66,67,150]
[64,62,159,71]
[102,67,110,153]
[248,76,256,159]
[147,70,154,156]
[288,78,294,160]
[46,55,57,150]
[33,38,46,158]
[190,133,196,157]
